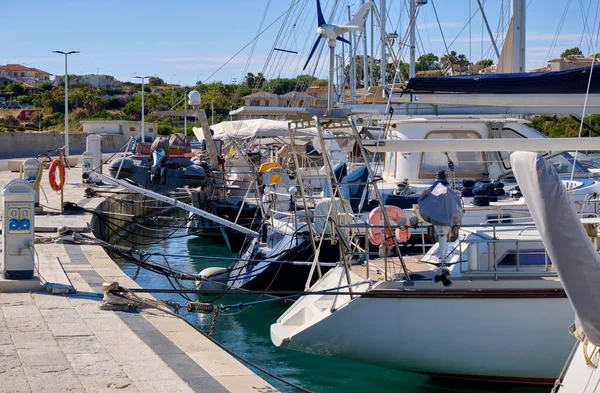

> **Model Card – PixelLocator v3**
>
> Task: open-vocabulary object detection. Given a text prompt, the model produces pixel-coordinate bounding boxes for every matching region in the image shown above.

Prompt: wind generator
[303,0,373,114]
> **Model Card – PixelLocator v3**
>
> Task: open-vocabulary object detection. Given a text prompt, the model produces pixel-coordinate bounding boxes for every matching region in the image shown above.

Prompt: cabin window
[251,99,259,106]
[497,128,526,170]
[419,130,487,179]
[299,100,304,107]
[263,100,269,107]
[497,249,551,268]
[129,127,135,132]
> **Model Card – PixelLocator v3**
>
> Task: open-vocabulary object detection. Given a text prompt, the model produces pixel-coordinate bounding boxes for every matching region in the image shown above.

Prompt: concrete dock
[0,165,278,393]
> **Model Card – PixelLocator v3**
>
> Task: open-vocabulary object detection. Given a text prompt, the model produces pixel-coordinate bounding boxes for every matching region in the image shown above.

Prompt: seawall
[0,132,130,159]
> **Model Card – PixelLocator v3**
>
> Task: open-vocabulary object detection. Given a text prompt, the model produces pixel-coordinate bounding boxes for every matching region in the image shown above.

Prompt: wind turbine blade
[347,1,373,30]
[336,36,351,45]
[303,37,323,70]
[316,0,326,26]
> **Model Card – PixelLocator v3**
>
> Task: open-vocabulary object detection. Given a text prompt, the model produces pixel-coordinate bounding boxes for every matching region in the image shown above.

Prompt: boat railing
[453,236,555,276]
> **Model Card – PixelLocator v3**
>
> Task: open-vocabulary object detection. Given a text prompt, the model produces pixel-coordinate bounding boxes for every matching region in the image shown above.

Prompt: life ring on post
[48,158,65,192]
[367,205,411,246]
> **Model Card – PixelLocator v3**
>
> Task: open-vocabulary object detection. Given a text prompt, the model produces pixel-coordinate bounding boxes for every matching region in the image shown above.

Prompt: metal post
[348,5,356,103]
[328,41,335,114]
[409,0,416,79]
[184,90,187,136]
[362,0,369,99]
[64,55,69,156]
[380,0,386,86]
[135,75,151,142]
[370,6,374,86]
[53,50,79,156]
[141,79,145,142]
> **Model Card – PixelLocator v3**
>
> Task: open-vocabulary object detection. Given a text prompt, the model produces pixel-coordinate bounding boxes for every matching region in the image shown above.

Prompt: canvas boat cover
[406,65,600,94]
[512,151,600,346]
[417,182,464,227]
[192,119,317,142]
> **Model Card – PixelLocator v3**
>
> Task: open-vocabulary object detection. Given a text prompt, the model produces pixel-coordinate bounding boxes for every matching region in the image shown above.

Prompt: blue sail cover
[405,65,600,94]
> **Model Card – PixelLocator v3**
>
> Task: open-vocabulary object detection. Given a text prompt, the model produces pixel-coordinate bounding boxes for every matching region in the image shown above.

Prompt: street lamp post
[130,72,137,82]
[134,75,151,142]
[52,50,79,156]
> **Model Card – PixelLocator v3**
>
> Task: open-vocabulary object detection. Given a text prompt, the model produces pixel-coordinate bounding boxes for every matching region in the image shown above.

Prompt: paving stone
[5,316,48,333]
[0,294,35,307]
[56,335,107,355]
[133,329,185,355]
[214,375,279,393]
[17,347,70,367]
[132,378,195,393]
[119,359,180,382]
[11,331,57,349]
[24,364,85,393]
[3,305,41,319]
[0,364,32,393]
[66,352,124,377]
[33,294,73,310]
[77,374,139,393]
[0,343,22,372]
[187,350,255,377]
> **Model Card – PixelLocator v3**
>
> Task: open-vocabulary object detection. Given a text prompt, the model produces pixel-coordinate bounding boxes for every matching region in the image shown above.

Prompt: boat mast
[380,0,386,86]
[348,5,356,103]
[409,0,416,79]
[362,0,369,99]
[512,0,526,72]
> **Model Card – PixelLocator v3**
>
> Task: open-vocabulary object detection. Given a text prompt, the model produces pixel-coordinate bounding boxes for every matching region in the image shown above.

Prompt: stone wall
[0,132,130,159]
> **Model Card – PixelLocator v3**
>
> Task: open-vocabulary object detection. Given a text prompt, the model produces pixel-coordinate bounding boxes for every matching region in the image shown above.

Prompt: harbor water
[114,221,549,393]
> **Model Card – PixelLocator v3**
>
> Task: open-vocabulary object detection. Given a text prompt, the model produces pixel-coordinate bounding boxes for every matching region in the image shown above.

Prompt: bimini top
[193,119,317,142]
[405,64,600,94]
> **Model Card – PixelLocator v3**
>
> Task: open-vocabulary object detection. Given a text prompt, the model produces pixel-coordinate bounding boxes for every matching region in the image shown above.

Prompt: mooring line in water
[103,285,314,393]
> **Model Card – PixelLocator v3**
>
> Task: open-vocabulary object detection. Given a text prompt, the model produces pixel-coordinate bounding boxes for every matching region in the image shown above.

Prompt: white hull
[560,340,600,392]
[272,267,575,382]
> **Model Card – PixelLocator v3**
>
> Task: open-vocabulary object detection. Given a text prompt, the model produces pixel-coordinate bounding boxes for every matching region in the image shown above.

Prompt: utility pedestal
[86,134,103,173]
[2,179,35,280]
[21,158,42,213]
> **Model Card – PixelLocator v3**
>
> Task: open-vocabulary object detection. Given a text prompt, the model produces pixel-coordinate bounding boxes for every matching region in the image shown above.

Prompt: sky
[1,0,598,85]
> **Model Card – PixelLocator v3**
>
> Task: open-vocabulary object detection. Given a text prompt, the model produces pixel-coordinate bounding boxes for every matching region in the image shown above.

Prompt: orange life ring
[48,158,65,192]
[367,205,411,246]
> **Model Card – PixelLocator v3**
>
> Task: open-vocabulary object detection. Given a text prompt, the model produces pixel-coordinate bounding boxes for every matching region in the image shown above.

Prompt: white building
[0,64,51,86]
[54,74,121,89]
[81,120,157,137]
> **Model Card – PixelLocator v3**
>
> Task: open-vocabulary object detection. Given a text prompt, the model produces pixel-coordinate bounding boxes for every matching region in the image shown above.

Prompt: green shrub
[158,124,172,135]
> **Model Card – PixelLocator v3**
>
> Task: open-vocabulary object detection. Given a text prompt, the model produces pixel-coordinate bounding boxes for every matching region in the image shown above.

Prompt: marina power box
[2,179,35,279]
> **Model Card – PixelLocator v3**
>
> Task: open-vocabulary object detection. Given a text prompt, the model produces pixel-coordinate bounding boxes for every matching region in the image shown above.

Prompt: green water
[115,230,548,393]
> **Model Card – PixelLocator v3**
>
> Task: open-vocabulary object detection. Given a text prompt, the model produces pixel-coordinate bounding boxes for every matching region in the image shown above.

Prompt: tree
[456,54,470,67]
[149,77,164,86]
[255,73,266,88]
[476,59,494,68]
[5,83,25,97]
[561,47,583,58]
[440,51,457,69]
[38,82,54,91]
[594,53,600,59]
[245,73,255,88]
[416,53,440,71]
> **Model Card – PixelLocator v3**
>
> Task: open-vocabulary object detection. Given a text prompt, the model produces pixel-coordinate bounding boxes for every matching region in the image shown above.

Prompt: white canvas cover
[192,119,317,142]
[511,151,600,346]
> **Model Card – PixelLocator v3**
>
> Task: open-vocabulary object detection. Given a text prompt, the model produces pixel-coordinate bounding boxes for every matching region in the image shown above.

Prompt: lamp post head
[52,50,79,55]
